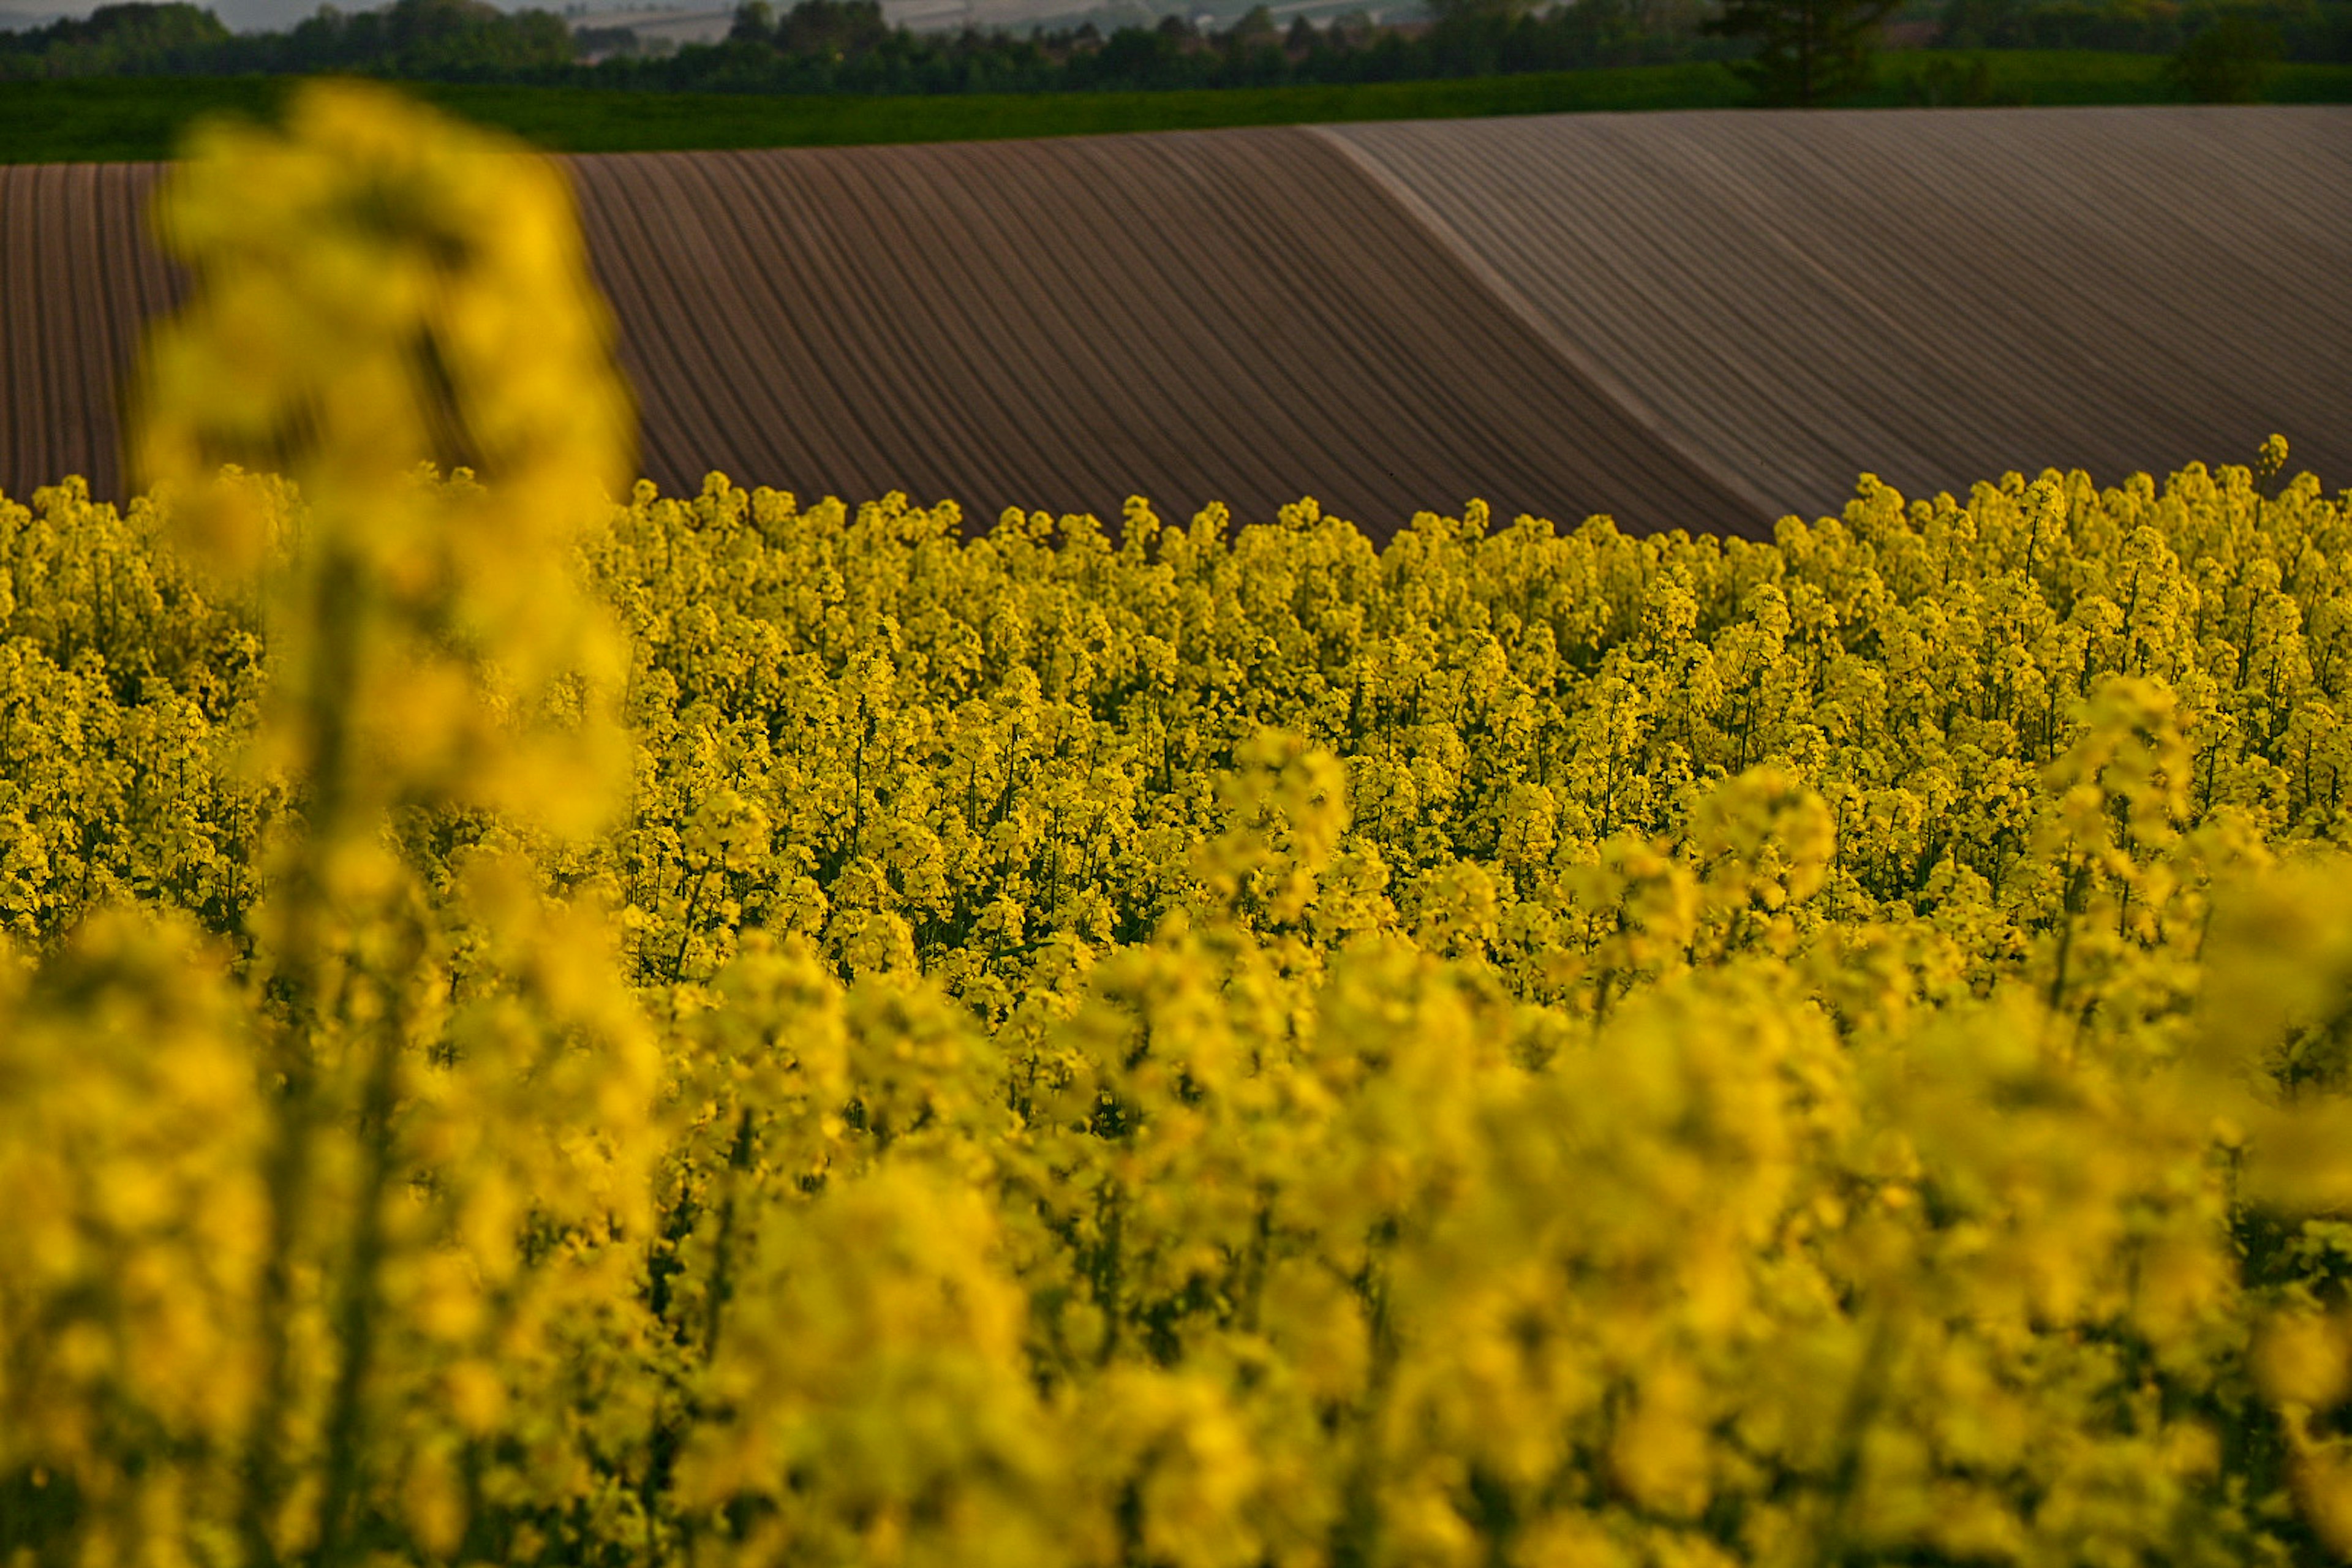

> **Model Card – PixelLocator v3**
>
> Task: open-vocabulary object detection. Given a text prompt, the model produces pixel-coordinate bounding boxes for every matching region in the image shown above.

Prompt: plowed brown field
[6,108,2348,537]
[1319,106,2352,518]
[1,160,178,508]
[565,130,1760,537]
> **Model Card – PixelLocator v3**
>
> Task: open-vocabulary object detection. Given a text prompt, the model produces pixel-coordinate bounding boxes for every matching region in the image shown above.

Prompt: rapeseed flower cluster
[6,79,2352,1568]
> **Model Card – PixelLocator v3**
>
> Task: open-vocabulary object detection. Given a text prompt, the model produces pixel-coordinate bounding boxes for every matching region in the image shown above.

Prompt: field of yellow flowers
[6,80,2352,1568]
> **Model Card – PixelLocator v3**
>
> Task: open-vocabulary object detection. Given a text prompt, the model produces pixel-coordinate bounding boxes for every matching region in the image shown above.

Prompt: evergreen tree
[1707,0,1898,104]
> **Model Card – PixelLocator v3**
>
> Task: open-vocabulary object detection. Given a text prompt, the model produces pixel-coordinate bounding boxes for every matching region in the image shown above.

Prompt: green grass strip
[3,53,2347,164]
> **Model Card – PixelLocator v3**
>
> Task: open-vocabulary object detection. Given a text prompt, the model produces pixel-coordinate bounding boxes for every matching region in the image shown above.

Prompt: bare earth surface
[5,107,2347,540]
[1319,106,2352,518]
[564,129,1760,536]
[0,159,175,510]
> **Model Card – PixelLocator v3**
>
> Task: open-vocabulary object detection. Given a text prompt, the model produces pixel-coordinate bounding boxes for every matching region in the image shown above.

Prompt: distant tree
[1708,0,1900,104]
[777,0,887,60]
[2166,12,2282,100]
[728,0,776,43]
[1422,0,1528,79]
[1220,3,1278,45]
[1088,19,1188,84]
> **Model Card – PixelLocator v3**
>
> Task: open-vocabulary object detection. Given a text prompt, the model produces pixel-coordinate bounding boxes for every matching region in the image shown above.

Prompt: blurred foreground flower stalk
[4,80,658,1567]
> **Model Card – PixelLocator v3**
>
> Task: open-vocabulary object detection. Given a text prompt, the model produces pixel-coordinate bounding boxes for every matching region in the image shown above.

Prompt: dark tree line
[6,0,2338,96]
[0,0,573,78]
[0,0,1740,89]
[1936,0,2349,60]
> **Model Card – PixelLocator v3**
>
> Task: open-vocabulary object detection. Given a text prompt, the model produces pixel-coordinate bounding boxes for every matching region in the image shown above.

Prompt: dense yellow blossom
[7,77,2352,1568]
